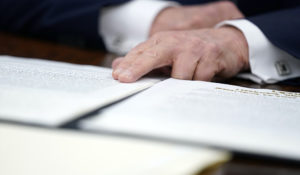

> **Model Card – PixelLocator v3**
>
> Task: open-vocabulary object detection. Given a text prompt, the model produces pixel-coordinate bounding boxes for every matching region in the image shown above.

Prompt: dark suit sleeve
[0,0,129,48]
[248,7,300,59]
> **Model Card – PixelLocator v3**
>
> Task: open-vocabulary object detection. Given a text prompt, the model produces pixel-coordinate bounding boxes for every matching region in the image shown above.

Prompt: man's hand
[149,1,244,36]
[112,27,249,83]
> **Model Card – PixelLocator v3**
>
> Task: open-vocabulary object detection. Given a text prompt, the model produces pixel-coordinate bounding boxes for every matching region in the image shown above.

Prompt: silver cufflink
[112,36,124,47]
[275,61,291,76]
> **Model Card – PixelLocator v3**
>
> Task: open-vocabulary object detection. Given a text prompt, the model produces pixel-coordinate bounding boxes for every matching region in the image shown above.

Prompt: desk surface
[1,32,300,175]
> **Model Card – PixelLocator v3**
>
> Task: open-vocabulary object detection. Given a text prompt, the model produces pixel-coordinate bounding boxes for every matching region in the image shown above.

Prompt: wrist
[149,6,178,36]
[216,1,244,21]
[218,26,250,71]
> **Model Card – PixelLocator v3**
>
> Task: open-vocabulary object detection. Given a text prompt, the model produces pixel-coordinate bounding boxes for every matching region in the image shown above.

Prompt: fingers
[111,29,243,83]
[112,57,123,69]
[171,52,200,80]
[113,46,172,83]
[112,42,149,80]
[112,42,225,82]
[193,59,219,81]
[193,44,224,81]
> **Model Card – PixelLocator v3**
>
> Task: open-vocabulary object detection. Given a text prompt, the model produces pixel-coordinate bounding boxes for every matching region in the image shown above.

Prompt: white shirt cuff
[99,0,179,55]
[216,19,300,84]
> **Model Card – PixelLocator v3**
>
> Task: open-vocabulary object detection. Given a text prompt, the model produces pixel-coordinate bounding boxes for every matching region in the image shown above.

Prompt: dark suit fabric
[0,0,128,48]
[1,0,299,57]
[248,7,300,59]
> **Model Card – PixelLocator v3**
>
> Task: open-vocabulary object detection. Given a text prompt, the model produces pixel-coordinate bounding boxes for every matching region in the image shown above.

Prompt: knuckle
[151,31,178,44]
[176,21,190,30]
[129,43,147,55]
[144,49,159,58]
[191,15,203,27]
[188,36,204,50]
[131,60,145,68]
[205,43,220,54]
[217,60,226,72]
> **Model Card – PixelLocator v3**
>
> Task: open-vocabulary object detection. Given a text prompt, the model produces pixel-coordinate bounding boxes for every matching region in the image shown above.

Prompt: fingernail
[113,68,123,76]
[120,70,134,81]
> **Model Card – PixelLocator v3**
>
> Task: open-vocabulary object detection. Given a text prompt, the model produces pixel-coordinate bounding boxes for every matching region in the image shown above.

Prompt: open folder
[1,56,300,161]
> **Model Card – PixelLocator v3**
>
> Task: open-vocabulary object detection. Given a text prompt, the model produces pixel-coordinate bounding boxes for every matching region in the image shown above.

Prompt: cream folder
[0,123,230,175]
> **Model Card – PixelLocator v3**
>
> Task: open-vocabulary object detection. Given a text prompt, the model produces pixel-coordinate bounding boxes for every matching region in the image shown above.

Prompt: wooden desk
[1,32,300,175]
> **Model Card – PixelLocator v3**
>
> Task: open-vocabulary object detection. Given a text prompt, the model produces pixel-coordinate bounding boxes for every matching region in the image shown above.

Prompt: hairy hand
[112,27,249,83]
[149,1,244,36]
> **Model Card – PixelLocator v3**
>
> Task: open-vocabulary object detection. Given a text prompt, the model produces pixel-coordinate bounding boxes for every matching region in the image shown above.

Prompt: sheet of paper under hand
[0,56,159,126]
[81,78,300,161]
[0,123,230,175]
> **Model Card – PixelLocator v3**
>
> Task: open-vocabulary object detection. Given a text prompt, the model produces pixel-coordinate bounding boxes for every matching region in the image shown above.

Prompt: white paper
[0,56,159,126]
[81,78,300,160]
[0,123,230,175]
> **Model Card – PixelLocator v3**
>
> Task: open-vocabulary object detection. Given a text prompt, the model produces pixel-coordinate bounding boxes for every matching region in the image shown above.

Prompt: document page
[0,56,159,126]
[0,123,230,175]
[81,78,300,160]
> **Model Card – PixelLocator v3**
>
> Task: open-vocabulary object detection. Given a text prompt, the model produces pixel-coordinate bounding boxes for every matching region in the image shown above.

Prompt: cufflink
[112,36,124,47]
[275,61,291,76]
